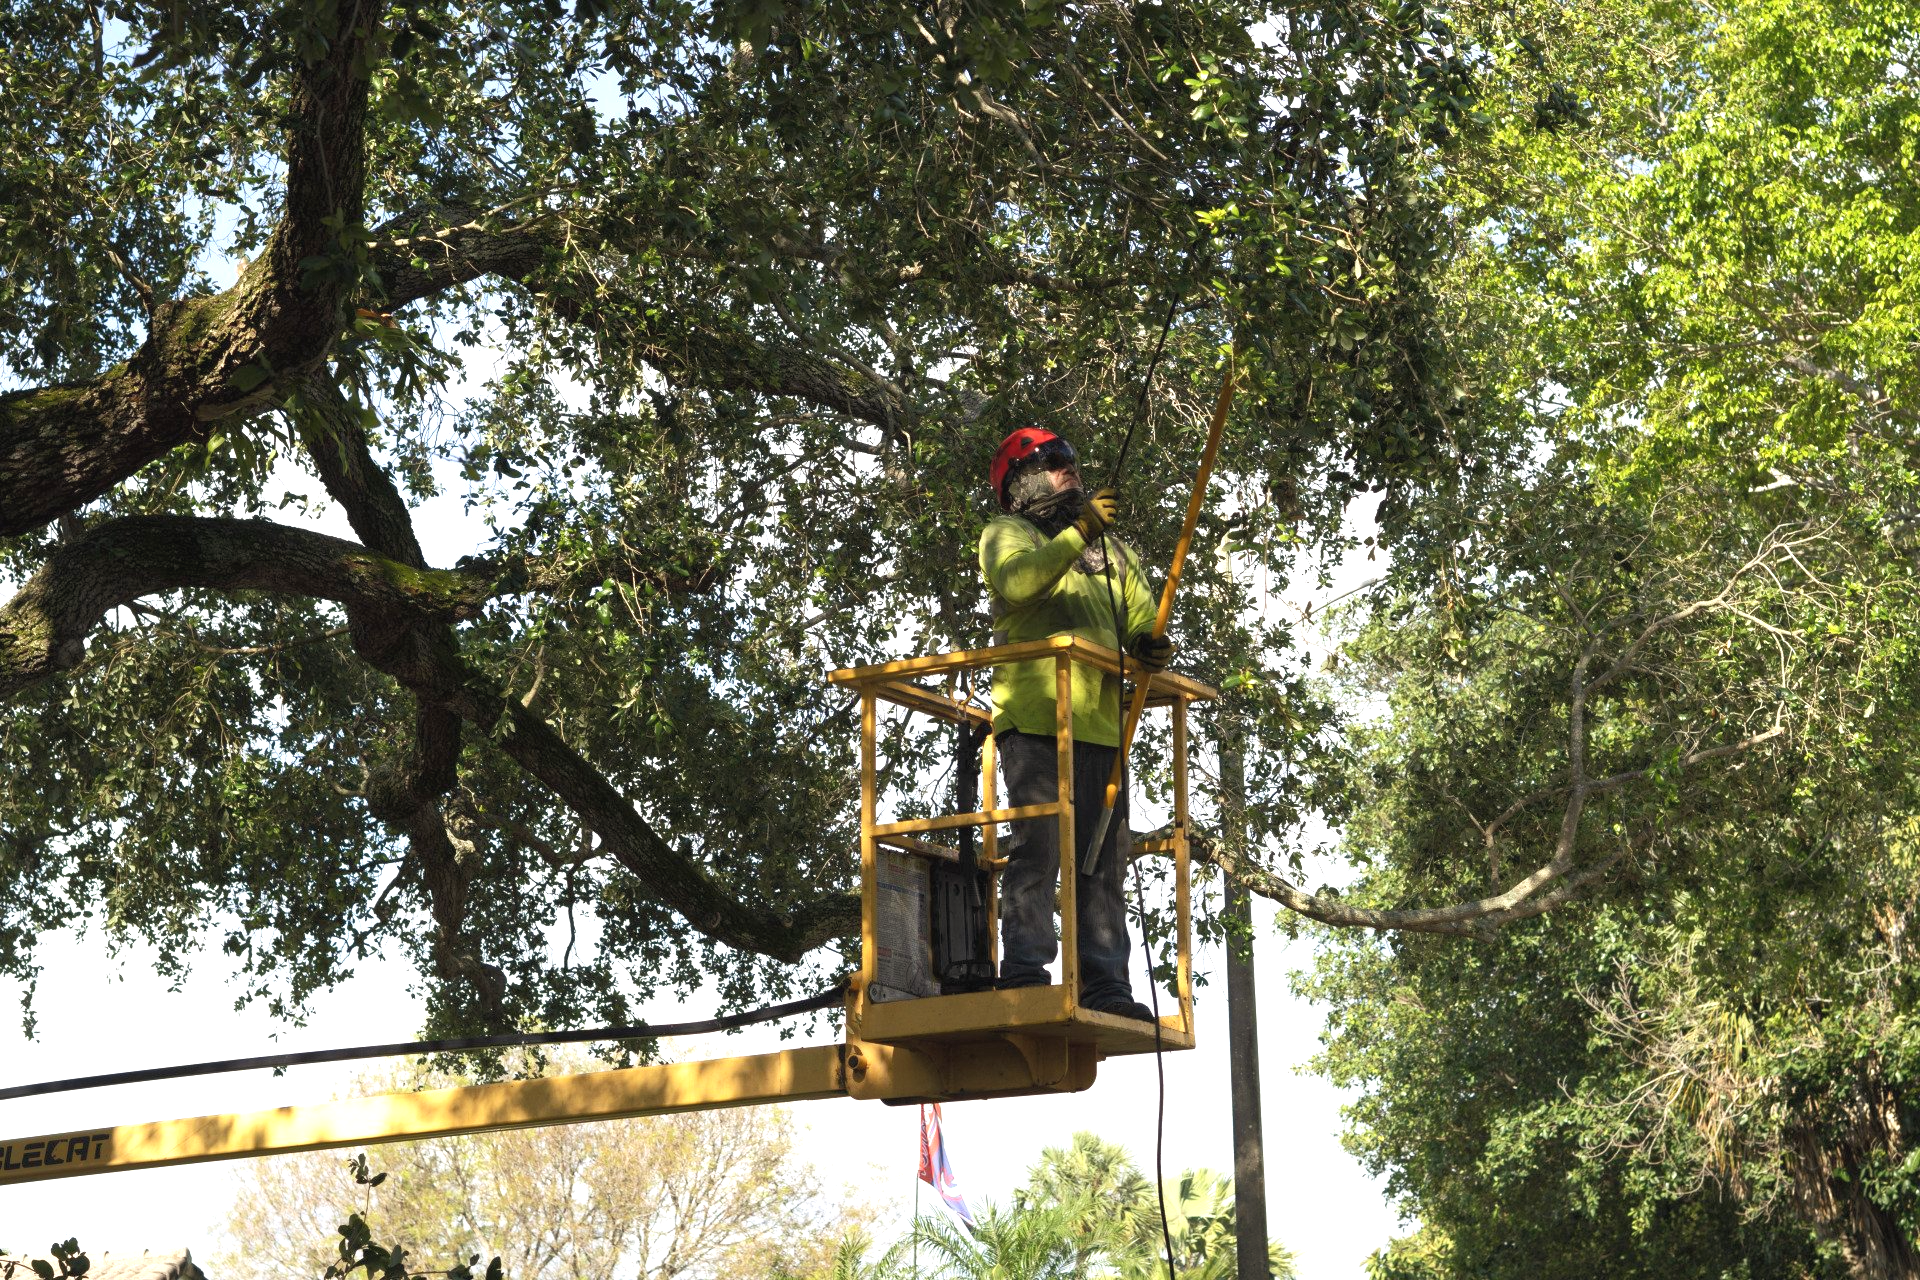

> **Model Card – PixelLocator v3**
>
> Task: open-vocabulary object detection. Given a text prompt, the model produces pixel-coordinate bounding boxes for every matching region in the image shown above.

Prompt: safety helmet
[989,428,1078,508]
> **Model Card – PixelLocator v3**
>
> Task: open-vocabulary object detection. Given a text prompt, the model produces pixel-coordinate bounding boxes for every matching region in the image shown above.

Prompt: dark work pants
[996,730,1133,1003]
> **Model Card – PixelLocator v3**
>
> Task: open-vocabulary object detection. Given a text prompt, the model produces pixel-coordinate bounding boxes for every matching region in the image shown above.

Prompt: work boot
[1085,993,1156,1022]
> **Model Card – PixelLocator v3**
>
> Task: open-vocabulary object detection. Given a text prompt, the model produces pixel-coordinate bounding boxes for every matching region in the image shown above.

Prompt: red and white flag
[917,1102,975,1226]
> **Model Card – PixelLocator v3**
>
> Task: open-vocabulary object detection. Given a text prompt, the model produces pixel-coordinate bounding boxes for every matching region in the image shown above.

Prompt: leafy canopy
[1303,0,1920,1270]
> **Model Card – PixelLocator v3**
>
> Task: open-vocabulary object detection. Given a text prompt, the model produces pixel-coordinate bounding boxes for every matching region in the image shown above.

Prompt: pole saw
[1081,351,1241,875]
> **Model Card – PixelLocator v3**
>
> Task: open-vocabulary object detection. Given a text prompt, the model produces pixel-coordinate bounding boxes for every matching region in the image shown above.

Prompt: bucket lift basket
[830,635,1213,1100]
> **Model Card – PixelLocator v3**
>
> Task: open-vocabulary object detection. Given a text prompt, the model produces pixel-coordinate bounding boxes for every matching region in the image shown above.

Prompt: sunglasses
[1032,438,1078,470]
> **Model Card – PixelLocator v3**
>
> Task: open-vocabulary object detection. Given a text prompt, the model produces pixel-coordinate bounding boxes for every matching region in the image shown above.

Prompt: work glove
[1074,487,1121,540]
[1127,632,1176,673]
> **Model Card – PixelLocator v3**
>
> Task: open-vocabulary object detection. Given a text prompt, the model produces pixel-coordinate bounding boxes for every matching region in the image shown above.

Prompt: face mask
[1006,466,1063,512]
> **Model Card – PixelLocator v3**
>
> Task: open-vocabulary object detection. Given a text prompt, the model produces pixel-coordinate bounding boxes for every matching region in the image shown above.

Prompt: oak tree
[0,0,1469,1033]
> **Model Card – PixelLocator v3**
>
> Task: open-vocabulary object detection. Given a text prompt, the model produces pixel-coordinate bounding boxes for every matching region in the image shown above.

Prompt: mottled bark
[372,203,556,310]
[0,514,487,700]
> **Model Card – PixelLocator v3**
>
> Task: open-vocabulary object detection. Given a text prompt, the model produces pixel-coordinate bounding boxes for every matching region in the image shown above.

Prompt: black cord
[1132,857,1178,1280]
[0,982,849,1103]
[1088,291,1182,1280]
[1094,507,1176,1280]
[1107,295,1181,489]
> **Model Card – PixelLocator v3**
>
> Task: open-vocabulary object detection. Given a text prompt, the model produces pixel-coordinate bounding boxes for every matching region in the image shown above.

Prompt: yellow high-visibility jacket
[979,513,1156,747]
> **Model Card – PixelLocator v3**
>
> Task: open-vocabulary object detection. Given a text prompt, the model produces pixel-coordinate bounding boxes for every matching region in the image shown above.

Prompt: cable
[1090,505,1177,1280]
[1085,513,1177,1271]
[1102,548,1176,1280]
[1106,295,1182,490]
[1089,292,1183,1280]
[1131,857,1179,1280]
[0,982,849,1103]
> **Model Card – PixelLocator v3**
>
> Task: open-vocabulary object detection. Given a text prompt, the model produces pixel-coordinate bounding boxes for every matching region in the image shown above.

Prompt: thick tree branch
[358,633,860,961]
[290,372,427,566]
[0,11,376,536]
[278,376,858,964]
[372,202,556,308]
[0,514,487,701]
[498,700,862,960]
[292,372,507,1019]
[638,320,911,433]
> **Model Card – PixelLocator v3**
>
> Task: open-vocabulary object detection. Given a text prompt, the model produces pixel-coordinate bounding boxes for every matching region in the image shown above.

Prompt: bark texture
[0,514,487,700]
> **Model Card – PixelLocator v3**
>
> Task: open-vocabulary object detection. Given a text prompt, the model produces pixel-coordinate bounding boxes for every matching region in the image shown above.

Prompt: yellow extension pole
[1081,352,1240,875]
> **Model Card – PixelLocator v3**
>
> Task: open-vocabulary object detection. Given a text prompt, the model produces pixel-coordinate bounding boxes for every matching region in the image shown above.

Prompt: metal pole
[914,1105,923,1277]
[1221,727,1271,1278]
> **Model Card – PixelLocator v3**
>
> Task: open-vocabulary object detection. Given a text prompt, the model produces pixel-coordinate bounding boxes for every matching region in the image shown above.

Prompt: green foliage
[913,1202,1086,1280]
[1300,0,1920,1270]
[1364,1224,1449,1280]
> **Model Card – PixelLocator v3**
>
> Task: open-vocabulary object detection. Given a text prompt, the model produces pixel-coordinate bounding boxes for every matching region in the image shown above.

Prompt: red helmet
[989,429,1078,508]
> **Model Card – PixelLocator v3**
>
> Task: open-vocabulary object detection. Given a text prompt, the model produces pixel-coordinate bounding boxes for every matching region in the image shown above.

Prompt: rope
[0,982,848,1102]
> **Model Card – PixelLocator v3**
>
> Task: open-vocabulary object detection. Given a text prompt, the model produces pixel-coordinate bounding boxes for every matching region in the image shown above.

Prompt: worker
[980,428,1175,1022]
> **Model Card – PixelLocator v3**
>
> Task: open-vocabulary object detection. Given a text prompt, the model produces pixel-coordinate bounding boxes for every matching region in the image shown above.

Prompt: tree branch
[457,692,860,962]
[290,371,513,1019]
[1200,717,1778,936]
[289,371,426,565]
[0,10,377,536]
[0,514,487,701]
[357,627,861,960]
[368,210,913,431]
